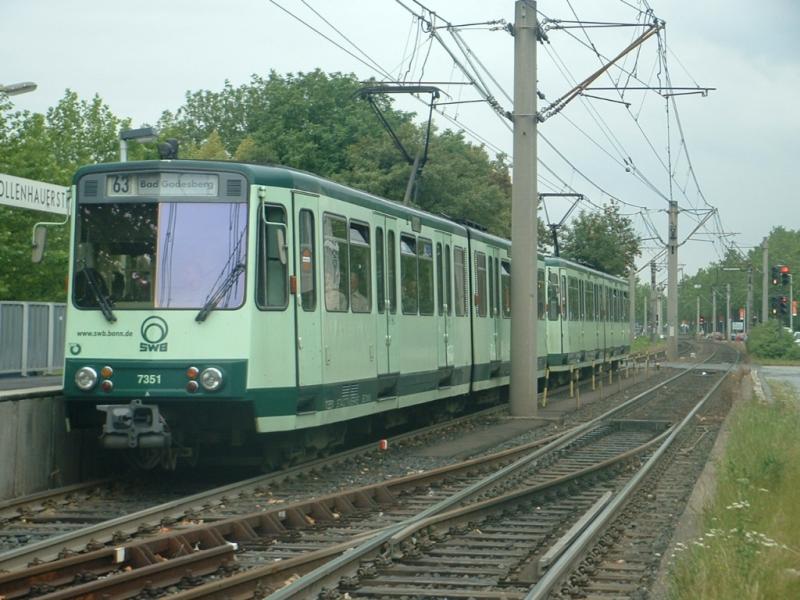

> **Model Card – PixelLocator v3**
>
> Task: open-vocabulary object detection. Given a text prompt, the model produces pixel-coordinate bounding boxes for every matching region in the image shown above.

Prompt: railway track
[0,349,671,569]
[0,402,515,570]
[534,349,741,599]
[0,342,734,600]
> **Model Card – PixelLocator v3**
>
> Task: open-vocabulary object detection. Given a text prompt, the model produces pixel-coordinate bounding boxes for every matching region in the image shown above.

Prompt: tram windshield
[73,202,247,310]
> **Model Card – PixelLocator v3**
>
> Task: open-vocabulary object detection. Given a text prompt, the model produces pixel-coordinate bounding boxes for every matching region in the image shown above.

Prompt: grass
[668,382,800,599]
[631,335,667,355]
[750,356,800,367]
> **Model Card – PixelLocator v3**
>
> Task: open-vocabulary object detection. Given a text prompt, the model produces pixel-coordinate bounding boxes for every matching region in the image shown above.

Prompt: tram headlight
[199,367,224,391]
[75,366,98,391]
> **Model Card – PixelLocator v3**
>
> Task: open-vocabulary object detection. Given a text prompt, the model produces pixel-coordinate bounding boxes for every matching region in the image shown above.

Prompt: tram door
[488,248,502,362]
[292,192,323,391]
[374,214,398,378]
[434,232,453,369]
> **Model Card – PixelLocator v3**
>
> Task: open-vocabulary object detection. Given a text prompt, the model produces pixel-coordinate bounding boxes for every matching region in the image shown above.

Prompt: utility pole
[667,201,679,360]
[746,267,753,335]
[628,269,636,344]
[649,261,657,340]
[762,238,769,323]
[643,298,648,340]
[726,283,731,340]
[510,0,538,417]
[696,295,701,336]
[712,288,717,334]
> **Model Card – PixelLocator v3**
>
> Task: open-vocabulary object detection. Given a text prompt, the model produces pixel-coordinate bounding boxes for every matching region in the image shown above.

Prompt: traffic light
[781,265,791,286]
[772,266,780,286]
[771,296,779,315]
[780,295,789,315]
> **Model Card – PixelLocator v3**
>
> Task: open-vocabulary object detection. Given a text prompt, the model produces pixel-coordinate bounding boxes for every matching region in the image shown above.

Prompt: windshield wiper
[79,264,117,323]
[195,263,245,323]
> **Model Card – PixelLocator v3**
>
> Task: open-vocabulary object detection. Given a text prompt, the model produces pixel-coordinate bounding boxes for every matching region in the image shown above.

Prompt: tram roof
[544,255,627,284]
[74,159,474,236]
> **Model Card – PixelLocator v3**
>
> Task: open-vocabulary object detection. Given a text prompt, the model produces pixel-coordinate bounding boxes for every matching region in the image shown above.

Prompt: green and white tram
[63,159,628,466]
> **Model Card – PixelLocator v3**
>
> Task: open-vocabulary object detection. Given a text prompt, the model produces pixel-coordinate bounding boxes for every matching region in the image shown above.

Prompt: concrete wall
[0,394,92,500]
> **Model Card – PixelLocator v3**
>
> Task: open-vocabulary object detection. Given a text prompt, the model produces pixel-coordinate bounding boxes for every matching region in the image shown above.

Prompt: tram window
[594,284,600,320]
[488,258,495,318]
[323,214,349,312]
[495,258,501,317]
[548,271,560,320]
[568,276,579,320]
[436,243,444,315]
[454,246,466,317]
[298,209,316,311]
[400,234,418,314]
[445,244,452,315]
[349,221,371,313]
[579,280,585,320]
[501,260,511,318]
[586,281,594,321]
[622,291,628,321]
[597,284,603,319]
[537,269,545,319]
[475,251,487,317]
[257,204,288,309]
[418,238,434,315]
[561,275,567,319]
[376,227,385,314]
[387,230,397,313]
[608,288,618,321]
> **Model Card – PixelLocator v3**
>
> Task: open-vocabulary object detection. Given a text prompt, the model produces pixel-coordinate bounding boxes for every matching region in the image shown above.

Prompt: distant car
[793,331,800,345]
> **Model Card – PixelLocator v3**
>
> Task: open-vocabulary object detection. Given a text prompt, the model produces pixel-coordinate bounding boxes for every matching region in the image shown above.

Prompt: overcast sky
[3,0,798,280]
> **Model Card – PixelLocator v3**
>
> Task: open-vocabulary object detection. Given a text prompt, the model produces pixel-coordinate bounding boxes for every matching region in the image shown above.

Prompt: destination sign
[106,172,219,197]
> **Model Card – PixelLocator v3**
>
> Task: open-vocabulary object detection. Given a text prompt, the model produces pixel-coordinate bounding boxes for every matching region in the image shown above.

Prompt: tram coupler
[96,399,171,449]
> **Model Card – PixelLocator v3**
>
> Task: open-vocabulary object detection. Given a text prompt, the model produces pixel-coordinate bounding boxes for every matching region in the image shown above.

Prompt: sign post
[1,173,70,263]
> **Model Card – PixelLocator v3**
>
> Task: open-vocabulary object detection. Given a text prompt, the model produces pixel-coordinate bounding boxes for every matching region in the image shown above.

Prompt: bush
[746,320,795,358]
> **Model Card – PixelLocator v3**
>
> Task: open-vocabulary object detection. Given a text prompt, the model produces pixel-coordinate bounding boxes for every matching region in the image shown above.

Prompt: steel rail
[0,423,568,594]
[0,403,507,572]
[242,349,723,599]
[161,409,686,598]
[0,350,686,597]
[0,349,671,577]
[149,426,671,600]
[525,347,739,599]
[0,480,113,522]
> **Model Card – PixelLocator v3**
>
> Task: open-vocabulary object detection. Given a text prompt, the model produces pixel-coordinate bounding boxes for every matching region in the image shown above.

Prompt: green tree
[160,70,514,238]
[0,90,128,301]
[676,228,800,332]
[183,130,229,160]
[559,203,641,276]
[747,320,795,358]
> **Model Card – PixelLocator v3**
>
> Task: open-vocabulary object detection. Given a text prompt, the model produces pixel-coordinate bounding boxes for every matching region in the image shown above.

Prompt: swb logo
[140,316,169,352]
